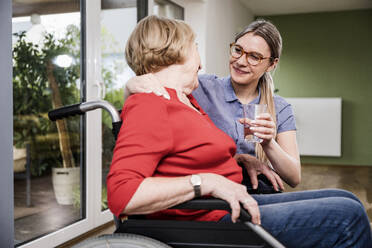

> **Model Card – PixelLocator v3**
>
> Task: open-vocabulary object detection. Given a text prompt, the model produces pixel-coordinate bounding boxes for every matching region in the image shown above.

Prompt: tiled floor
[14,163,372,247]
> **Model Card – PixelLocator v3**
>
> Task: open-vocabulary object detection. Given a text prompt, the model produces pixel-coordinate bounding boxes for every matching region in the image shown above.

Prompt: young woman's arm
[123,73,169,102]
[261,130,301,187]
[243,114,301,187]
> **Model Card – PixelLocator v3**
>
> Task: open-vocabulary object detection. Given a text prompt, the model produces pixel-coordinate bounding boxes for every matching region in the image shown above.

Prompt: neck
[231,79,259,104]
[152,65,188,93]
[153,67,201,113]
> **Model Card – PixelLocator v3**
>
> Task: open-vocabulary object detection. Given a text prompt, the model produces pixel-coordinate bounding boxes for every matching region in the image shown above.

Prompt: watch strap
[190,174,202,198]
[194,184,201,198]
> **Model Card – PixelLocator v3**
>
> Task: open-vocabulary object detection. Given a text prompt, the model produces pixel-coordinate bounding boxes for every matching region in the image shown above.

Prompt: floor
[285,163,372,219]
[14,175,81,245]
[14,163,372,247]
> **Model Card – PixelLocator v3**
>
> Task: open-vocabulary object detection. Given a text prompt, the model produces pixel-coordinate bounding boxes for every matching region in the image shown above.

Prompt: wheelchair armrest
[170,198,251,222]
[169,199,285,248]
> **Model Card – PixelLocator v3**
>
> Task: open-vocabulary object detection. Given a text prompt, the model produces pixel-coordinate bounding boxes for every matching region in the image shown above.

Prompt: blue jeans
[220,189,372,248]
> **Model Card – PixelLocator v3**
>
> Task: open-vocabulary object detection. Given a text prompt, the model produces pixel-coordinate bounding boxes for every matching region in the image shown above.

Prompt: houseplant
[13,22,123,206]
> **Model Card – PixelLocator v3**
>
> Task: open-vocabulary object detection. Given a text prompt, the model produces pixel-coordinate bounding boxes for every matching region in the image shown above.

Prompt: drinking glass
[242,104,267,143]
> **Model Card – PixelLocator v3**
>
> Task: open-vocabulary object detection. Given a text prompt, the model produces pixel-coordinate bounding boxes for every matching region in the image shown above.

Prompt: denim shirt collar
[223,76,261,104]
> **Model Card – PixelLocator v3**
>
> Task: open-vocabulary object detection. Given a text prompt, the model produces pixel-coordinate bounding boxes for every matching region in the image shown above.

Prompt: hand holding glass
[242,104,268,143]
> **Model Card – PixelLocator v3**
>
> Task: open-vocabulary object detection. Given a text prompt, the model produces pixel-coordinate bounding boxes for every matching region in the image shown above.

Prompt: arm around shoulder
[123,74,170,103]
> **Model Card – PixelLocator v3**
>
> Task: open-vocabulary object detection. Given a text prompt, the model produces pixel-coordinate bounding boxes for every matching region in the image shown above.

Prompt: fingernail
[250,127,256,130]
[251,120,257,124]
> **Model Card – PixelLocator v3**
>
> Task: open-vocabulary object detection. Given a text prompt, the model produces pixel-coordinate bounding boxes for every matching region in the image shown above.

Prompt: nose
[235,54,248,66]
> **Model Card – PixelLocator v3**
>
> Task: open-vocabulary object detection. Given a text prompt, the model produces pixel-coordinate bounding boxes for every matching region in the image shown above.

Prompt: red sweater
[107,88,242,221]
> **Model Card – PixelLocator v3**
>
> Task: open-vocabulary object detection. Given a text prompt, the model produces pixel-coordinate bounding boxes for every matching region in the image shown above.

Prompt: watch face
[191,174,201,186]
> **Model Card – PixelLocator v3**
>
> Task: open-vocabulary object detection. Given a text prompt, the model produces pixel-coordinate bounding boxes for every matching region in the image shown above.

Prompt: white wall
[174,0,254,77]
[171,0,208,73]
[204,0,254,77]
[286,98,342,157]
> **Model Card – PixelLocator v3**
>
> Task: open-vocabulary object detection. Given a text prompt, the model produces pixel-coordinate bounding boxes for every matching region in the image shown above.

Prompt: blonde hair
[125,15,195,75]
[235,19,282,164]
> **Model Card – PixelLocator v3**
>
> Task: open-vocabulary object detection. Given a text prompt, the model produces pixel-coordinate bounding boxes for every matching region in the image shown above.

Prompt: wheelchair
[48,100,286,248]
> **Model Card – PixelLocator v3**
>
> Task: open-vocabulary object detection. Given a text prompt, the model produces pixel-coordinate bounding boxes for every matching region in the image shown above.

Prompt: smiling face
[229,32,277,87]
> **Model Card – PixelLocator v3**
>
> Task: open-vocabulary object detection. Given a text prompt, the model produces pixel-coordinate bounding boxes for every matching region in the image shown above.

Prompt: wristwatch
[190,174,202,198]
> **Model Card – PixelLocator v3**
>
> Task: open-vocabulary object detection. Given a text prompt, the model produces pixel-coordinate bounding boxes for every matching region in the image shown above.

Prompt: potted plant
[13,145,27,173]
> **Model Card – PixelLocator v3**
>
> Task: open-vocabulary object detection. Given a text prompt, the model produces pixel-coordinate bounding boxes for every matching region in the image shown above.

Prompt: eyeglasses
[229,43,273,66]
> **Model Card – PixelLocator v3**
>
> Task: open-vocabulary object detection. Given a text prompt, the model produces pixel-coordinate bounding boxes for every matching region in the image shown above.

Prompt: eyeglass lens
[230,44,262,65]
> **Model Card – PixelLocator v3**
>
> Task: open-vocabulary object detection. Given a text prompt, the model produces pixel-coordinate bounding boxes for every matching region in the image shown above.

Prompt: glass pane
[12,1,83,245]
[153,0,184,20]
[101,0,137,211]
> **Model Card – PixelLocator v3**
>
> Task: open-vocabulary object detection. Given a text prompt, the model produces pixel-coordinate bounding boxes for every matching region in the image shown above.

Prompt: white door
[12,1,140,247]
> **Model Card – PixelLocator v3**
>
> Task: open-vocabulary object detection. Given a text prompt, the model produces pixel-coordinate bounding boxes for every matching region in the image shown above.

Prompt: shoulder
[126,92,166,106]
[123,93,168,118]
[198,74,226,87]
[196,74,230,95]
[198,73,219,82]
[273,94,292,113]
[273,94,297,132]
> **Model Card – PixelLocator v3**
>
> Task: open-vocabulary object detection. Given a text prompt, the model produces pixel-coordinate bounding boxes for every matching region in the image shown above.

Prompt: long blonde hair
[235,19,282,164]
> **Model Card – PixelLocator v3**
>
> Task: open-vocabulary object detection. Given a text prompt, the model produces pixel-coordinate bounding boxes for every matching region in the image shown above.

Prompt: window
[100,2,137,211]
[12,2,83,245]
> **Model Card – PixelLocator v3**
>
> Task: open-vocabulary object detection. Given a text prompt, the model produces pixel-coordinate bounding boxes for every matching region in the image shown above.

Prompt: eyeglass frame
[229,43,274,66]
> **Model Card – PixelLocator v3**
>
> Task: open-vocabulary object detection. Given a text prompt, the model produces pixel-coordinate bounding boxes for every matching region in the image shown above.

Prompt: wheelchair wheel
[72,233,172,248]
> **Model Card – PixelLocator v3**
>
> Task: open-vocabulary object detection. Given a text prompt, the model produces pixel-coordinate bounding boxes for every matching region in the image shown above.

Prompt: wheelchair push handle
[48,100,122,140]
[48,103,83,121]
[48,100,121,123]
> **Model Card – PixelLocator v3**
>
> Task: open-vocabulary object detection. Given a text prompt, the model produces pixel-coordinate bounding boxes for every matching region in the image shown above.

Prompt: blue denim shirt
[192,74,296,157]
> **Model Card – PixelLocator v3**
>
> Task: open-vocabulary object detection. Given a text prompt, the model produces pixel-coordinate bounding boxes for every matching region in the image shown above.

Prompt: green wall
[263,10,372,166]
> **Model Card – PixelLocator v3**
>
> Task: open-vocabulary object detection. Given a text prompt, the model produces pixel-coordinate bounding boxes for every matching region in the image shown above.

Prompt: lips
[232,66,250,75]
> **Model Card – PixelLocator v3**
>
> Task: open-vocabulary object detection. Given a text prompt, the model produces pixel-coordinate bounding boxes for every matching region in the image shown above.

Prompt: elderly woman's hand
[125,73,170,100]
[239,113,276,146]
[200,173,260,225]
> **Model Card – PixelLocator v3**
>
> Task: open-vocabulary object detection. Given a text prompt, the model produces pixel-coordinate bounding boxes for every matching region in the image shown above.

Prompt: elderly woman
[107,15,371,248]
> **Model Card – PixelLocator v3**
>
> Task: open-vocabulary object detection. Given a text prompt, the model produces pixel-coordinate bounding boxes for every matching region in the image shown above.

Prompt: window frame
[16,1,112,247]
